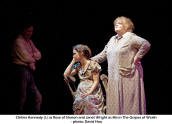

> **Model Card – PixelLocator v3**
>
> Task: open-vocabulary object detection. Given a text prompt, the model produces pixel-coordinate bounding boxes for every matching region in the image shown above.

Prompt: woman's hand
[81,93,90,98]
[72,57,79,64]
[134,56,141,65]
[63,58,78,80]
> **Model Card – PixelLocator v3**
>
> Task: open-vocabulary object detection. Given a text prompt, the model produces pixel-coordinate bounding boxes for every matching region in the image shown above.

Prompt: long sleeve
[132,34,151,59]
[91,36,115,63]
[91,45,107,63]
[14,39,35,64]
[30,40,41,60]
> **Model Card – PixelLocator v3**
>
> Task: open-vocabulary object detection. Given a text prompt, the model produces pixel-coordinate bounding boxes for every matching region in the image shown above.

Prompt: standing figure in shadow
[64,44,105,114]
[11,23,42,113]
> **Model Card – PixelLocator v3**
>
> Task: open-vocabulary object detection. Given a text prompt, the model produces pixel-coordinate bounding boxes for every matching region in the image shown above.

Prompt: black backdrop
[0,0,171,114]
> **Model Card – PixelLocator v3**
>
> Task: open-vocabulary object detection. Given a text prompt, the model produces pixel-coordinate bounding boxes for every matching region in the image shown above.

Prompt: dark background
[0,0,171,114]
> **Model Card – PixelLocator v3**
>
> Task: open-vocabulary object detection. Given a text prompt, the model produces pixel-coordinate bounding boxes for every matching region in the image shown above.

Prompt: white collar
[122,32,132,37]
[115,32,133,40]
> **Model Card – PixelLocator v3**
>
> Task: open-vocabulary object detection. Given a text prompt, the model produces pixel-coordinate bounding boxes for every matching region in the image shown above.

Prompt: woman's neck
[117,30,126,37]
[80,58,88,68]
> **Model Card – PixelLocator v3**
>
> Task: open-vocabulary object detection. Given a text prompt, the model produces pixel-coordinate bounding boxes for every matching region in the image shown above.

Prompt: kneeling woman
[64,44,105,114]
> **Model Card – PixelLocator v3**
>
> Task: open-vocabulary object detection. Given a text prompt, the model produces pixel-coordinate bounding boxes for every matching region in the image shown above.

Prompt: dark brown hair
[73,44,92,59]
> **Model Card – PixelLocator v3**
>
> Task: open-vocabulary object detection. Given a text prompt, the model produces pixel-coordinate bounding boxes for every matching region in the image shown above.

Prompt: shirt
[11,35,41,66]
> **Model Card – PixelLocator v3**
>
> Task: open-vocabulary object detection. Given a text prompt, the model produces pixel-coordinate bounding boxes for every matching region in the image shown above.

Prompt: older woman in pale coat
[91,16,151,114]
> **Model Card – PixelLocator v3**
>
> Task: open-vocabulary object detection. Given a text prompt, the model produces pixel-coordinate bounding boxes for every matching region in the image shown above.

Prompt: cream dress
[73,60,105,114]
[91,32,151,114]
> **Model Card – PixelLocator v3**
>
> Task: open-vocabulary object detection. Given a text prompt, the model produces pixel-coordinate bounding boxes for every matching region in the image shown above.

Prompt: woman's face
[114,21,126,34]
[73,50,81,61]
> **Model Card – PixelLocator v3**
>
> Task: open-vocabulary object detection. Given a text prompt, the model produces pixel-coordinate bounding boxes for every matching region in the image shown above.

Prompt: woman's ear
[80,51,84,56]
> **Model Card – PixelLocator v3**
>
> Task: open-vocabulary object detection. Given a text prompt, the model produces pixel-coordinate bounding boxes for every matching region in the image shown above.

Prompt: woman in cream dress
[91,16,151,114]
[64,44,104,114]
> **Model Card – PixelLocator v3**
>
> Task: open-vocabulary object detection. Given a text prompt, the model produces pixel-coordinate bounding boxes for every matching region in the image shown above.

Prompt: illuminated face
[23,26,34,40]
[114,21,125,33]
[73,50,81,61]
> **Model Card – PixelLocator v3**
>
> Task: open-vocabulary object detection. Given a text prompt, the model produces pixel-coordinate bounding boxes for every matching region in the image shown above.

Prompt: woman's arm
[91,45,108,63]
[81,72,99,98]
[64,59,77,78]
[132,34,151,64]
[91,36,115,63]
[89,72,99,94]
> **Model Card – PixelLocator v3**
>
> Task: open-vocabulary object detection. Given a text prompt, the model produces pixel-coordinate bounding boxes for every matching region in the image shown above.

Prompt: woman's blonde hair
[114,16,135,32]
[73,44,92,59]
